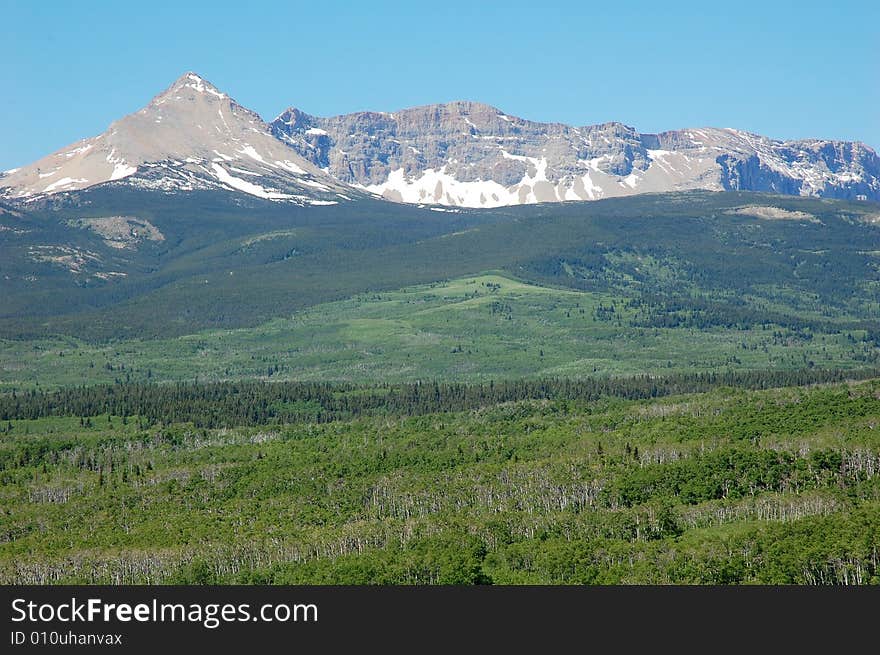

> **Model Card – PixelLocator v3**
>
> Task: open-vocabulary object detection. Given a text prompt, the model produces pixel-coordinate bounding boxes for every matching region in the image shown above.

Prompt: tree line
[2,366,878,428]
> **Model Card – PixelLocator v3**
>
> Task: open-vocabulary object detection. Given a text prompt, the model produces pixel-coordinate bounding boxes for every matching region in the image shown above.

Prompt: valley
[1,70,879,587]
[2,187,879,586]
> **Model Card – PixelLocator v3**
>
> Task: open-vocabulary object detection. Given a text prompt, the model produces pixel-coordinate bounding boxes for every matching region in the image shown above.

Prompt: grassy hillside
[2,378,878,584]
[2,273,876,390]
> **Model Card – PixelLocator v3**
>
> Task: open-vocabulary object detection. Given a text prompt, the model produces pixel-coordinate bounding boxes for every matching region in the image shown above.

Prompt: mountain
[0,73,352,205]
[3,74,878,209]
[272,101,880,208]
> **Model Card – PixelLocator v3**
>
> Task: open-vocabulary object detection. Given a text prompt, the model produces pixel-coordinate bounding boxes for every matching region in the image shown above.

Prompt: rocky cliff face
[272,102,880,207]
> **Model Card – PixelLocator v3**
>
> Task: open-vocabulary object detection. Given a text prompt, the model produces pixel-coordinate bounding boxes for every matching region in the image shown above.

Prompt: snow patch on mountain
[44,177,89,193]
[110,163,137,181]
[211,163,294,200]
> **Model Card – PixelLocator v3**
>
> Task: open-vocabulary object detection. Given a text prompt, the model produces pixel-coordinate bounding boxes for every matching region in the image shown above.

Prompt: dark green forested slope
[2,190,879,342]
[2,377,878,584]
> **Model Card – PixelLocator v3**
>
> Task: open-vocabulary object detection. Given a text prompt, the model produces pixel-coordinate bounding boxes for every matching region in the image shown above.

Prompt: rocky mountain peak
[152,72,228,103]
[0,73,350,204]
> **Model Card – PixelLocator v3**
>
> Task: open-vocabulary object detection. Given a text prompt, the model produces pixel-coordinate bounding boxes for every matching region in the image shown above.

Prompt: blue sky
[1,0,877,170]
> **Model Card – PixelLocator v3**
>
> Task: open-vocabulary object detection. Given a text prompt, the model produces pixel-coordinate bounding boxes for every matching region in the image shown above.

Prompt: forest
[2,190,880,585]
[2,366,878,428]
[1,375,879,584]
[2,190,879,343]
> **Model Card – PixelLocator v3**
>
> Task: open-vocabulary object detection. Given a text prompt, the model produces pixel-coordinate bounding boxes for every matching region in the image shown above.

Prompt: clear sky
[1,0,877,170]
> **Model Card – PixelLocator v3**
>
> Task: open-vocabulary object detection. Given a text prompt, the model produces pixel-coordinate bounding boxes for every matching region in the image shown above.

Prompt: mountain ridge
[272,101,880,207]
[2,72,878,207]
